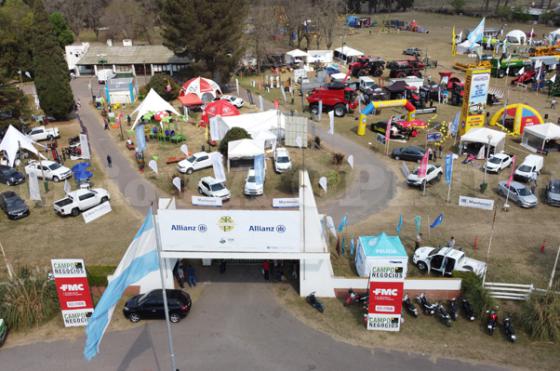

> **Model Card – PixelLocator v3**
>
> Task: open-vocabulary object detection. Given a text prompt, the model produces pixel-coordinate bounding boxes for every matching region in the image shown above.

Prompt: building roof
[77,43,190,65]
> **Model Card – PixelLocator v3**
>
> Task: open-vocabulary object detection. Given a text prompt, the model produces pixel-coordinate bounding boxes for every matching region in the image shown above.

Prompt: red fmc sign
[368,281,404,316]
[54,276,94,311]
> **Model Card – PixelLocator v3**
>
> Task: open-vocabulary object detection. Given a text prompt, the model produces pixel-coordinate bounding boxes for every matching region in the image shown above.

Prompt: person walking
[262,260,270,281]
[126,114,132,127]
[551,99,557,109]
[186,264,197,287]
[415,233,423,251]
[106,154,112,168]
[176,262,185,288]
[104,118,109,130]
[447,236,456,249]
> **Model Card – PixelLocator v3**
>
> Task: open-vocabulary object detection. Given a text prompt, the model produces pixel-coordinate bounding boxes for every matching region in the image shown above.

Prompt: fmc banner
[51,259,94,327]
[367,259,406,332]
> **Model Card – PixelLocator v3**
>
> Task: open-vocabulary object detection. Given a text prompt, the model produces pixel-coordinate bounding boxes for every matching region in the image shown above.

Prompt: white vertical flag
[180,144,189,156]
[64,179,71,194]
[212,152,226,182]
[209,116,220,141]
[318,100,323,121]
[295,136,303,149]
[235,78,240,95]
[258,95,264,111]
[28,171,41,201]
[319,176,328,192]
[328,110,334,135]
[172,177,182,192]
[280,86,287,103]
[79,134,91,159]
[347,155,354,169]
[148,160,158,174]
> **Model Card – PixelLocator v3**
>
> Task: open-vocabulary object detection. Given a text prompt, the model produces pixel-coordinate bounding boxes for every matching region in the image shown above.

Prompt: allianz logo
[171,224,207,232]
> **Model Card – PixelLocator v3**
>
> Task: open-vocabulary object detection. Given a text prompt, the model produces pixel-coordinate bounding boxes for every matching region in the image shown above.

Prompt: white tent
[254,130,278,149]
[217,110,285,141]
[333,46,364,63]
[456,40,482,55]
[505,29,527,45]
[0,125,45,167]
[460,127,506,156]
[285,49,308,64]
[521,123,560,152]
[227,139,264,171]
[131,88,180,128]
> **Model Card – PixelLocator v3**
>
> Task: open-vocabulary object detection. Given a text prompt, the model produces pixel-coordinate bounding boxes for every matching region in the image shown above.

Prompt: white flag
[148,160,158,174]
[172,177,182,192]
[180,144,189,156]
[551,74,557,83]
[79,134,91,159]
[212,152,226,182]
[347,155,354,169]
[328,110,334,135]
[517,67,525,76]
[295,136,303,149]
[64,179,71,194]
[280,86,287,103]
[235,78,240,95]
[535,59,543,70]
[28,171,41,201]
[209,116,220,141]
[258,95,264,111]
[318,100,323,121]
[319,176,328,192]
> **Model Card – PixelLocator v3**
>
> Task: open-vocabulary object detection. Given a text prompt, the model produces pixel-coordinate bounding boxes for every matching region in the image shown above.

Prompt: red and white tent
[180,77,221,103]
[203,99,240,123]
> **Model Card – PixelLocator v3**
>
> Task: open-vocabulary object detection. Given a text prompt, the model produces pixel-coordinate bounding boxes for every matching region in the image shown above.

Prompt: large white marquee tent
[0,125,45,167]
[521,123,560,152]
[460,127,506,156]
[216,110,285,147]
[131,88,180,128]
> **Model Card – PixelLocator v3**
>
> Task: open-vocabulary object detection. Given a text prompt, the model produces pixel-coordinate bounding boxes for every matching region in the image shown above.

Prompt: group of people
[175,261,198,288]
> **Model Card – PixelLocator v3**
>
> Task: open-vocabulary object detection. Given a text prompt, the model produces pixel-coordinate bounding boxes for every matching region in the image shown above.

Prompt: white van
[358,76,376,93]
[514,154,543,182]
[97,69,116,84]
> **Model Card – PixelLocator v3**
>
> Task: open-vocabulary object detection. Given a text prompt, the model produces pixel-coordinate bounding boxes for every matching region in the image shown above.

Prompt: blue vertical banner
[430,213,444,229]
[254,154,265,186]
[445,153,454,184]
[396,214,403,235]
[450,112,460,136]
[337,215,348,232]
[135,123,146,152]
[414,216,421,234]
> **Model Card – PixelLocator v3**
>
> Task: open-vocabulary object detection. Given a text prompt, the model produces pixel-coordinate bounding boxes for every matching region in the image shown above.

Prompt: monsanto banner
[367,281,404,331]
[51,259,94,327]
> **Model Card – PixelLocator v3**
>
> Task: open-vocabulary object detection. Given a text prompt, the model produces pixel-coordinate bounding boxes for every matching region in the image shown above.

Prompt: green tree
[48,11,74,48]
[0,0,34,79]
[218,127,251,156]
[31,0,74,119]
[141,73,179,101]
[0,76,30,130]
[450,0,465,13]
[160,0,248,84]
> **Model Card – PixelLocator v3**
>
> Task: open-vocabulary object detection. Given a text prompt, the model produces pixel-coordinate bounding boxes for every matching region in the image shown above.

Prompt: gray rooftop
[77,44,190,65]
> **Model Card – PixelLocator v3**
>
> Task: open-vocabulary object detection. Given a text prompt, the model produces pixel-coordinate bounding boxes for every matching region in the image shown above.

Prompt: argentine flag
[84,212,160,360]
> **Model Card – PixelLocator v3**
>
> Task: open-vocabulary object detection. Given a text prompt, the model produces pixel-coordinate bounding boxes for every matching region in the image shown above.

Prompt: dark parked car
[0,165,25,186]
[370,121,417,140]
[545,179,560,207]
[123,289,192,323]
[0,191,30,219]
[391,146,431,162]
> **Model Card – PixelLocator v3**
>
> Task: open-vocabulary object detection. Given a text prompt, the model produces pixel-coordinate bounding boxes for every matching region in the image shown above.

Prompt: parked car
[514,154,543,182]
[0,191,29,220]
[25,160,72,182]
[53,188,110,216]
[0,165,25,186]
[403,47,421,57]
[244,169,265,196]
[26,126,60,141]
[123,289,192,323]
[391,146,430,162]
[483,152,513,173]
[176,152,213,174]
[370,121,417,140]
[274,147,292,173]
[498,180,538,208]
[221,94,244,108]
[413,247,487,277]
[0,318,7,347]
[545,179,560,207]
[407,164,443,186]
[198,176,231,200]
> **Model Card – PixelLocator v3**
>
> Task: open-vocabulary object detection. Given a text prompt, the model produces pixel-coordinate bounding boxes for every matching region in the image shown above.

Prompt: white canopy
[253,130,278,149]
[334,46,364,57]
[131,88,180,128]
[0,125,45,167]
[456,40,481,55]
[460,127,506,154]
[227,139,265,173]
[521,123,560,152]
[286,49,308,58]
[217,110,285,140]
[505,30,527,45]
[330,72,347,81]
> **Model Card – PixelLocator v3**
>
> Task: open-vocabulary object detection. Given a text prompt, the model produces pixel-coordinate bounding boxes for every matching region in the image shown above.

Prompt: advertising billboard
[460,68,490,135]
[51,259,94,327]
[158,209,301,252]
[367,281,404,331]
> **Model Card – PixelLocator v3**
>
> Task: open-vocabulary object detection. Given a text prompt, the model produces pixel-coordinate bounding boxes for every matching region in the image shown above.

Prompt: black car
[391,146,431,162]
[123,289,192,323]
[0,165,25,186]
[370,121,417,141]
[0,191,30,219]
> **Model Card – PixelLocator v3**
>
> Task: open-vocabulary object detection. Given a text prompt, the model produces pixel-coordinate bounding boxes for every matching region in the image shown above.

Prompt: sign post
[51,259,94,327]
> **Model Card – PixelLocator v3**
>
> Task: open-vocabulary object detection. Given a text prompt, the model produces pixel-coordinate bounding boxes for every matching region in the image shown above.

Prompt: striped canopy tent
[180,77,222,103]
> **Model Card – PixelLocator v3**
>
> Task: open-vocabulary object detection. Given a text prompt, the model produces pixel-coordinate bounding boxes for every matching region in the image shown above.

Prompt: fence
[484,282,534,301]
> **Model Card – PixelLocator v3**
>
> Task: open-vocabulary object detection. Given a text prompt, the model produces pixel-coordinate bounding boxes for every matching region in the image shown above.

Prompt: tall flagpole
[153,202,178,371]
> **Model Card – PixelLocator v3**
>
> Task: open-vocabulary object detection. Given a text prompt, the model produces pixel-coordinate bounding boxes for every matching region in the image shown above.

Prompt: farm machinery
[350,56,385,77]
[387,58,425,78]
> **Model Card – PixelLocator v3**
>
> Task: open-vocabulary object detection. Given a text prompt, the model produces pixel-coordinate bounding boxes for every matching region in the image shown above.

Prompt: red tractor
[387,58,425,78]
[350,56,385,77]
[307,82,358,117]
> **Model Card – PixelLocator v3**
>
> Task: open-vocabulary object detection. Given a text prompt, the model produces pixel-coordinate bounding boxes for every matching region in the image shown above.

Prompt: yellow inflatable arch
[489,103,544,135]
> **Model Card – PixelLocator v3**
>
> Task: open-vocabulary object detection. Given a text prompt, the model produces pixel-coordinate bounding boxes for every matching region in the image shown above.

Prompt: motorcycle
[402,294,418,317]
[344,289,368,306]
[448,298,458,321]
[306,292,324,313]
[503,315,517,343]
[416,293,437,315]
[461,297,476,321]
[436,304,452,327]
[486,308,498,335]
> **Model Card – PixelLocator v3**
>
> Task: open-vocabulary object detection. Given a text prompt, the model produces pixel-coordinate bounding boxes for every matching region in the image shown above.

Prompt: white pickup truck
[25,160,72,182]
[27,126,60,141]
[53,188,110,216]
[413,246,487,277]
[407,164,443,187]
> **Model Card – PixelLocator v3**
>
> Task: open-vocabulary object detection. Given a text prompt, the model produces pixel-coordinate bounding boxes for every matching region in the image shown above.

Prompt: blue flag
[341,236,345,256]
[135,123,146,152]
[445,153,454,185]
[396,214,403,235]
[337,215,348,232]
[350,238,355,256]
[450,112,460,136]
[467,18,485,44]
[430,213,444,229]
[254,154,265,186]
[415,215,421,234]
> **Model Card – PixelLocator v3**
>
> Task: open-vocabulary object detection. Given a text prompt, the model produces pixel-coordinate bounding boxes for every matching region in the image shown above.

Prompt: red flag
[385,116,392,143]
[506,156,516,187]
[418,149,430,178]
[274,99,279,109]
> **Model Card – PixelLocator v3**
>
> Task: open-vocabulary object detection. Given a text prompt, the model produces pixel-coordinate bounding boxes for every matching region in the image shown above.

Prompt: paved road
[0,266,505,371]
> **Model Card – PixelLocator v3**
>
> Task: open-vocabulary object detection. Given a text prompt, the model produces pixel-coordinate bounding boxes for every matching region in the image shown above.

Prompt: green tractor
[0,318,7,347]
[491,58,530,78]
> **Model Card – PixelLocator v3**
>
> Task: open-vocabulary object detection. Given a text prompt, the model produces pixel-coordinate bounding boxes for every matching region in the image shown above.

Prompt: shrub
[0,267,58,330]
[218,127,251,156]
[140,73,180,101]
[278,165,318,194]
[454,271,495,316]
[522,291,560,341]
[332,152,345,165]
[87,265,116,287]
